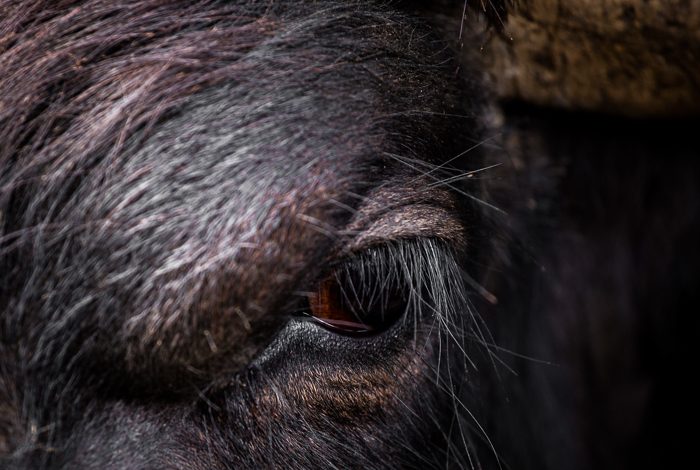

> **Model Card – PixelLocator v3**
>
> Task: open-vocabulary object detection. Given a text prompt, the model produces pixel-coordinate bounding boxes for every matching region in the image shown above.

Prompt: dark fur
[2,1,697,469]
[0,1,491,467]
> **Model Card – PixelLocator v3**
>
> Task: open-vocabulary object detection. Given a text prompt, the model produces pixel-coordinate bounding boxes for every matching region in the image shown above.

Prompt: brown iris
[306,272,408,335]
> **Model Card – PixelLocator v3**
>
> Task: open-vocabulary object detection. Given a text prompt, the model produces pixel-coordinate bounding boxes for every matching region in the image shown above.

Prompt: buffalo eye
[301,252,410,335]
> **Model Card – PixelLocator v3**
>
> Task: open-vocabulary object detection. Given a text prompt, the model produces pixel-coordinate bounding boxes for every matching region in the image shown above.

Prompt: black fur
[1,1,487,467]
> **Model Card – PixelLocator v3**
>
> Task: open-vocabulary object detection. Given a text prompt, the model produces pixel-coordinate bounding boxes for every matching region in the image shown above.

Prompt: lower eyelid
[309,317,374,334]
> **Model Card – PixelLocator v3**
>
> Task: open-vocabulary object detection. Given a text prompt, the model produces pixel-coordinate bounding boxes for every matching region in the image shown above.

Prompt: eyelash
[303,264,408,335]
[294,239,463,337]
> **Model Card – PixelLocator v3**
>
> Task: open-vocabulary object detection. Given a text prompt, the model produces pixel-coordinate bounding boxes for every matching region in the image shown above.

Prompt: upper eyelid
[343,205,465,254]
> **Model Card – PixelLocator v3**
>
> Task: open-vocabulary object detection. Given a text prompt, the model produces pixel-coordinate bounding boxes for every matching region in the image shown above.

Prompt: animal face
[2,1,698,469]
[0,2,500,468]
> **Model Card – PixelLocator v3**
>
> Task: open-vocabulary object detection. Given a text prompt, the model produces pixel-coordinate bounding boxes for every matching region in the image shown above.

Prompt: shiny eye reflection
[302,267,409,336]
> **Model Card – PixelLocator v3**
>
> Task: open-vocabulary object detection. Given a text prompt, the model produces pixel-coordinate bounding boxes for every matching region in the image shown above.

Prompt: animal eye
[302,257,409,335]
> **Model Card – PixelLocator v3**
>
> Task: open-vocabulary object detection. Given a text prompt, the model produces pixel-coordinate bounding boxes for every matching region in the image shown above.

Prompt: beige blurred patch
[479,0,700,116]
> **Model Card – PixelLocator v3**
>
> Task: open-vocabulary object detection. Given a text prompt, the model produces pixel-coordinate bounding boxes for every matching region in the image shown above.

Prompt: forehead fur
[0,1,478,384]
